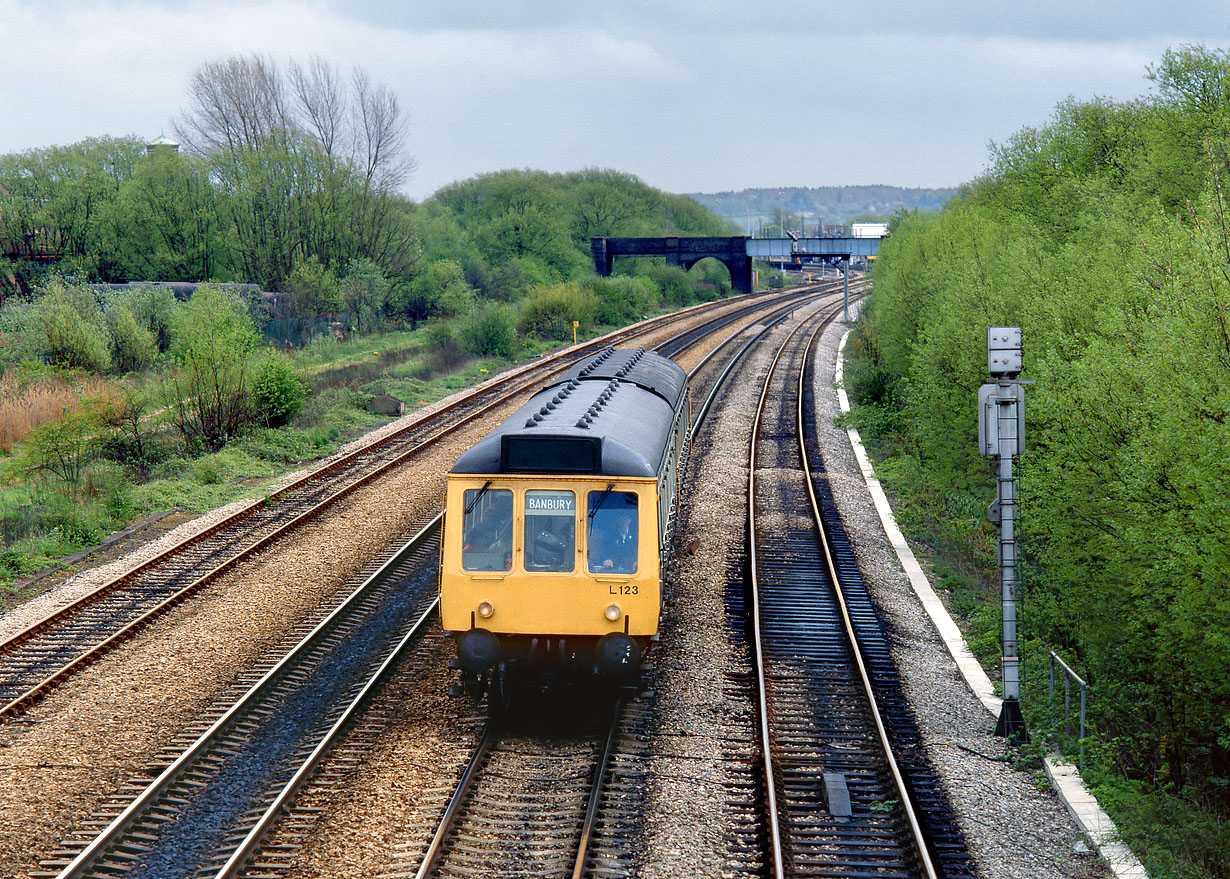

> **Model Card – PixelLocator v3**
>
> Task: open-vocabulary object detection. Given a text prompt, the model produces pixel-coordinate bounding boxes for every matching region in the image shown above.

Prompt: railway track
[19,281,934,879]
[744,308,974,877]
[0,284,839,721]
[18,285,849,877]
[39,520,442,879]
[411,697,623,879]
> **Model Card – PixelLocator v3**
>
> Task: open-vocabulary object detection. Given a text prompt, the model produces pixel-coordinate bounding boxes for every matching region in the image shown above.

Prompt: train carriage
[440,347,689,689]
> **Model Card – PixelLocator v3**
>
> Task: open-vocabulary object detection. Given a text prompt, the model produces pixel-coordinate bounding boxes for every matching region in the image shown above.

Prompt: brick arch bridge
[590,236,754,295]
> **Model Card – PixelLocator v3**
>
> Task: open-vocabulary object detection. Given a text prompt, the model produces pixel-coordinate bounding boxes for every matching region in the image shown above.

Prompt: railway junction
[0,284,1129,878]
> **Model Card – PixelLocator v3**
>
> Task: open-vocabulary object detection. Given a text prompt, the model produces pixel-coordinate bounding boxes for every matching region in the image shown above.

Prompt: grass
[0,295,701,599]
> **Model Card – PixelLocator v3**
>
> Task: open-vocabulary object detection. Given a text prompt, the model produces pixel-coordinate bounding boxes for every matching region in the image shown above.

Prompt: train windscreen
[461,488,513,571]
[587,491,638,574]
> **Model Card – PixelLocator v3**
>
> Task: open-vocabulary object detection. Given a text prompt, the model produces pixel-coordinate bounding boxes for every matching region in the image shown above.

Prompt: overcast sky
[1,1,1227,201]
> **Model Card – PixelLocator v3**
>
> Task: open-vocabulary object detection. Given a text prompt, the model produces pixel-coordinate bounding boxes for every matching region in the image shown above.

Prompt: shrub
[250,353,306,427]
[167,285,258,452]
[462,304,517,357]
[106,284,177,352]
[586,276,654,327]
[97,388,170,479]
[31,280,110,372]
[425,321,465,371]
[105,302,158,373]
[516,282,598,340]
[644,264,693,307]
[22,408,101,491]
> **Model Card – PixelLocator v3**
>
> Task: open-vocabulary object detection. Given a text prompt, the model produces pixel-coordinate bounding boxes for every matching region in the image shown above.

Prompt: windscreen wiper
[587,482,616,532]
[464,480,493,515]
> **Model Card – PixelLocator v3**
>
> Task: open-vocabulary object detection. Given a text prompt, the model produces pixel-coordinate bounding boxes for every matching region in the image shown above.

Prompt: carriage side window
[587,491,638,574]
[524,490,577,572]
[461,488,513,572]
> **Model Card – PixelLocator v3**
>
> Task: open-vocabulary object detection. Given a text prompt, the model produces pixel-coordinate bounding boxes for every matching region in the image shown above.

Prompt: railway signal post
[979,327,1030,738]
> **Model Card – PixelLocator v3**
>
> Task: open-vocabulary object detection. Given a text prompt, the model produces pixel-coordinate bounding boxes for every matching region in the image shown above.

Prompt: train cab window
[587,491,638,574]
[461,488,513,572]
[524,490,577,572]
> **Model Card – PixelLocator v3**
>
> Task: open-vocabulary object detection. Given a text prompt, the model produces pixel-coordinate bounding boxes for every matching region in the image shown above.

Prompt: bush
[644,264,693,307]
[105,302,157,373]
[425,321,465,371]
[31,280,110,372]
[250,354,306,427]
[586,275,654,327]
[167,285,259,452]
[106,284,177,352]
[516,282,598,340]
[462,304,517,357]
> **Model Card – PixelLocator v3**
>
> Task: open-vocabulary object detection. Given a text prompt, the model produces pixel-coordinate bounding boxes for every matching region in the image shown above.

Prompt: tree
[175,54,418,288]
[167,285,258,452]
[176,54,289,154]
[109,148,233,281]
[0,137,144,282]
[339,257,389,333]
[286,254,340,318]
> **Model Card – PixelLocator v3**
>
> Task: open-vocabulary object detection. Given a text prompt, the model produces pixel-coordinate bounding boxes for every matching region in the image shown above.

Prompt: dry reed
[0,373,120,454]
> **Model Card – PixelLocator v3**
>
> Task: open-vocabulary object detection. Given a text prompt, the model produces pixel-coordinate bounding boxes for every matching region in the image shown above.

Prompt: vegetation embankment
[844,45,1230,878]
[0,53,764,600]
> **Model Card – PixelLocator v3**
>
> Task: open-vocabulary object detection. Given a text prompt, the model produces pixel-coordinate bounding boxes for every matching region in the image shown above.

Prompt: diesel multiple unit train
[439,347,689,690]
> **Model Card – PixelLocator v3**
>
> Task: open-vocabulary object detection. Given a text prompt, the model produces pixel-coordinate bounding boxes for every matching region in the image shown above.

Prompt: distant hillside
[688,185,959,231]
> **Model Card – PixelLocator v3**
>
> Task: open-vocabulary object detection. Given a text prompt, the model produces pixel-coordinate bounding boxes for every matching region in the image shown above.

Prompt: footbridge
[591,234,884,295]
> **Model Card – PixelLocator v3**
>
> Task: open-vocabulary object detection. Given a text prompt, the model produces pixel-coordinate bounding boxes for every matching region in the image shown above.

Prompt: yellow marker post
[573,320,579,345]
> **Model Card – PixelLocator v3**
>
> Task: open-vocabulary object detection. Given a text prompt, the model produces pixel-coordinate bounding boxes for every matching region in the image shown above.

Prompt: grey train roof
[449,348,687,478]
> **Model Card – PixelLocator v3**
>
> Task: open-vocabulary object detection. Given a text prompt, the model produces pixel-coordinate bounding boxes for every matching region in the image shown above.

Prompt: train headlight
[605,604,622,622]
[477,601,494,619]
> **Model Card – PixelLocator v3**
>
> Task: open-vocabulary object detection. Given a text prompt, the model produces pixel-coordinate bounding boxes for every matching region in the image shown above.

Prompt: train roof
[449,348,687,478]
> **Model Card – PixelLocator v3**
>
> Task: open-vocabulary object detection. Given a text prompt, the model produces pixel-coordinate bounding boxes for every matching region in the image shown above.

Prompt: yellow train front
[440,347,689,691]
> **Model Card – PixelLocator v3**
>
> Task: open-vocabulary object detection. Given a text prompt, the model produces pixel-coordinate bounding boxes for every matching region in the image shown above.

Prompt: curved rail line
[48,518,443,879]
[0,284,842,720]
[31,286,850,877]
[748,309,938,878]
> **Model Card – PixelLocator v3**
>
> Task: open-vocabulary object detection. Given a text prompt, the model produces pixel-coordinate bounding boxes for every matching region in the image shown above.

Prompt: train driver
[588,494,639,574]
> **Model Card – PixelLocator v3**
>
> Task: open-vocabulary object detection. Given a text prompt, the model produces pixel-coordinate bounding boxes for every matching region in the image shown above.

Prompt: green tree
[108,148,233,281]
[339,257,389,333]
[286,254,340,318]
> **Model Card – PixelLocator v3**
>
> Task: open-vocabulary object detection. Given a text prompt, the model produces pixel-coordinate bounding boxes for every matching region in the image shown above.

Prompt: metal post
[984,327,1028,739]
[1079,682,1086,771]
[842,259,850,321]
[998,379,1021,707]
[1064,669,1071,739]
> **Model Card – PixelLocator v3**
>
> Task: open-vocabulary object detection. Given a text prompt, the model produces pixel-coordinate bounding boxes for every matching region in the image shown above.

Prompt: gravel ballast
[810,313,1113,879]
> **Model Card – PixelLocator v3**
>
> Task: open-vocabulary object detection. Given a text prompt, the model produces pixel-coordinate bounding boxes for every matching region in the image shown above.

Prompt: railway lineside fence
[1049,650,1089,771]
